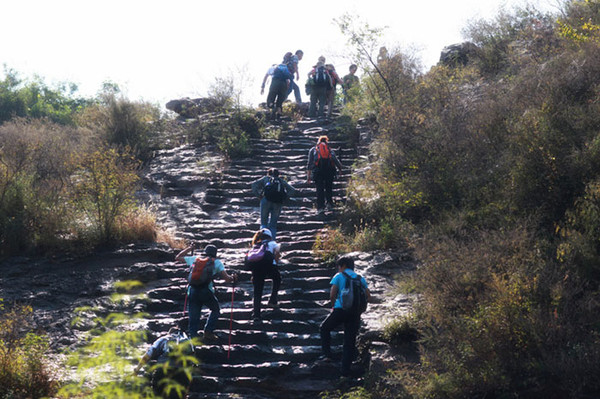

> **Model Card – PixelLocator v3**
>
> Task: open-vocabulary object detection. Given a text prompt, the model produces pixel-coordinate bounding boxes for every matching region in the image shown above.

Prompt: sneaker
[203,331,218,341]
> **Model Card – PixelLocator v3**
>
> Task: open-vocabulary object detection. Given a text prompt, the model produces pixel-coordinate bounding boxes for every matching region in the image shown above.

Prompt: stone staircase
[140,114,365,398]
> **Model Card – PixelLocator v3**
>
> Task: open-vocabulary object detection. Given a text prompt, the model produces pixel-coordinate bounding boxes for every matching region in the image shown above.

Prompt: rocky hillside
[0,106,414,398]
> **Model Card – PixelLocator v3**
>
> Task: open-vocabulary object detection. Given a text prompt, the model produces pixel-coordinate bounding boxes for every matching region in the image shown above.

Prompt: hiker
[175,243,237,341]
[307,61,332,118]
[325,64,344,118]
[285,49,304,104]
[266,61,294,119]
[319,256,370,377]
[251,167,297,240]
[245,228,281,321]
[306,135,343,213]
[133,326,194,399]
[260,63,278,96]
[342,64,359,104]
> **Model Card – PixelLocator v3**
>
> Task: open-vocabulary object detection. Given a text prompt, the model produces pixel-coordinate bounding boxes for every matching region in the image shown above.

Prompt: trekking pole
[227,276,236,360]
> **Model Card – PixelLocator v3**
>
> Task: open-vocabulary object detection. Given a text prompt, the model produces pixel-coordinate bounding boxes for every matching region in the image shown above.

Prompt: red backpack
[315,142,334,170]
[188,257,215,287]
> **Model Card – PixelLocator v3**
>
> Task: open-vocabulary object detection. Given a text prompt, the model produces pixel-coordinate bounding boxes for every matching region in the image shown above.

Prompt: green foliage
[0,300,58,398]
[69,147,141,244]
[336,4,600,397]
[60,281,197,399]
[382,315,419,346]
[76,85,161,162]
[0,67,88,125]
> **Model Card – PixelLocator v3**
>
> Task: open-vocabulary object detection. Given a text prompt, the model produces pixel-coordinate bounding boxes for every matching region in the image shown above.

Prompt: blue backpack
[273,64,290,80]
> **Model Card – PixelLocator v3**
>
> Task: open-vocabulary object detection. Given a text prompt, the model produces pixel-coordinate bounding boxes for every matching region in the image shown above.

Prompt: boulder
[165,97,226,118]
[439,42,478,67]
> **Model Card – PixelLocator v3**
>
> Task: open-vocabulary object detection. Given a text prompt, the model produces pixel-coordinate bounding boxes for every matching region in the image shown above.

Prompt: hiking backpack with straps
[244,241,274,272]
[315,142,334,171]
[313,65,331,87]
[263,177,287,203]
[273,64,290,80]
[188,257,215,287]
[340,272,368,314]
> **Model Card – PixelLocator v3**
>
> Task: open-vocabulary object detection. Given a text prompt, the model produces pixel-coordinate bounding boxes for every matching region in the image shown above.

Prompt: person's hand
[261,87,265,95]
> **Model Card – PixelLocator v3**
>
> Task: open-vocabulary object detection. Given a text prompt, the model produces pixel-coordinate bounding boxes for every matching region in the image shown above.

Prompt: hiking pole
[227,275,236,360]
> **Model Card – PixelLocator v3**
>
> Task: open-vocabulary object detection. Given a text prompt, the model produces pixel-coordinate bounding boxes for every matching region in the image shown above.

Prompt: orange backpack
[315,142,334,170]
[188,257,215,287]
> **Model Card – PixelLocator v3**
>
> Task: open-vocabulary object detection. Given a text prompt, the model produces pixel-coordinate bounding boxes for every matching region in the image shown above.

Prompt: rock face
[0,109,415,398]
[439,42,478,67]
[166,97,227,118]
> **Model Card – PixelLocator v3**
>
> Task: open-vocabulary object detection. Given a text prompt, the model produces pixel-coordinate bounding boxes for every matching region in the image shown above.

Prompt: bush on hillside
[69,147,141,244]
[0,300,58,398]
[75,84,161,162]
[0,118,96,255]
[0,68,88,125]
[333,3,600,398]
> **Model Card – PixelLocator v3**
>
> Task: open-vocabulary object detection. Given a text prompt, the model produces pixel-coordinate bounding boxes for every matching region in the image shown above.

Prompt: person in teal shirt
[175,243,237,341]
[320,255,370,377]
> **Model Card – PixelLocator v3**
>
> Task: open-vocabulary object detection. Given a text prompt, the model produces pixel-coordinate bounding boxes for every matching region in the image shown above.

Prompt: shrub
[69,147,141,244]
[0,118,97,255]
[0,300,58,398]
[76,87,161,162]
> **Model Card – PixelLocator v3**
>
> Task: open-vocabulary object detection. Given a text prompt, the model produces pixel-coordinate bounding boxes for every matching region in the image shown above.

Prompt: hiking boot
[202,331,218,341]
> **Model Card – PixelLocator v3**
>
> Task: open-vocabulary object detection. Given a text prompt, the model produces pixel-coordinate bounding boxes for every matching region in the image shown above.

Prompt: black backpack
[341,272,368,315]
[313,66,331,87]
[263,177,287,203]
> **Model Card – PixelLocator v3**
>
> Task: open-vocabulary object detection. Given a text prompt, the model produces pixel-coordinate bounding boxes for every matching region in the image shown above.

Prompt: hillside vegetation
[322,1,600,397]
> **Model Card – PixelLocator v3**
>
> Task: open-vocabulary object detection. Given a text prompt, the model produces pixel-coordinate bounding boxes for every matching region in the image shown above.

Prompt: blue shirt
[330,269,368,309]
[184,256,224,292]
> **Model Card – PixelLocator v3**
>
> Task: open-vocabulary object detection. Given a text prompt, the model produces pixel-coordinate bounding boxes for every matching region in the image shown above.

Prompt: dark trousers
[188,286,220,338]
[320,308,361,376]
[266,79,289,111]
[314,171,334,210]
[252,264,281,317]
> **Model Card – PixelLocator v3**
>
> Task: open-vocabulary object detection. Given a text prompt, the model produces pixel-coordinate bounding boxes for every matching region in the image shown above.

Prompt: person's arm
[261,72,269,95]
[175,243,196,263]
[329,284,339,308]
[307,148,314,183]
[251,177,265,198]
[332,152,343,172]
[282,180,298,197]
[218,269,238,284]
[133,353,150,374]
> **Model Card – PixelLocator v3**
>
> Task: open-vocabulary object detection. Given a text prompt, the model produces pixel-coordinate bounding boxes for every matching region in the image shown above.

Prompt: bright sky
[1,0,558,108]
